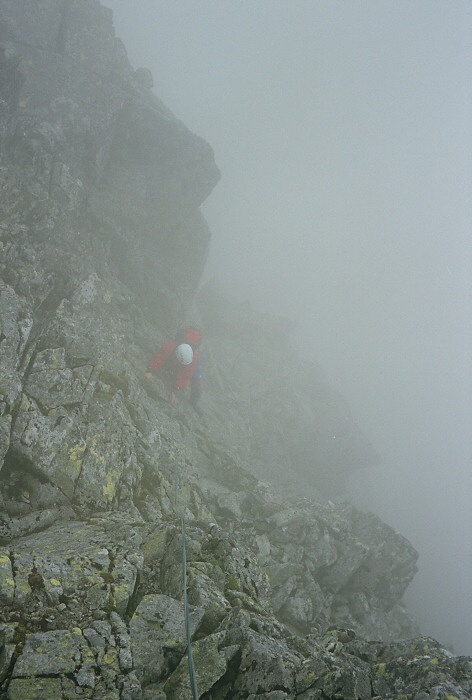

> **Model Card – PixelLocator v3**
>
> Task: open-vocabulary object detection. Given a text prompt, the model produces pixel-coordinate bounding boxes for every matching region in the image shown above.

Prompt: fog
[104,1,472,655]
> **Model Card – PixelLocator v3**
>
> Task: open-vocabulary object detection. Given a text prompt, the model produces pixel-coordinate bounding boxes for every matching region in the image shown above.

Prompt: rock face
[194,280,379,496]
[0,1,470,698]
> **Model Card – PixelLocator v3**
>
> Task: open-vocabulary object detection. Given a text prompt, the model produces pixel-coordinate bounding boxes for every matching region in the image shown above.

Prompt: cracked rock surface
[0,1,470,698]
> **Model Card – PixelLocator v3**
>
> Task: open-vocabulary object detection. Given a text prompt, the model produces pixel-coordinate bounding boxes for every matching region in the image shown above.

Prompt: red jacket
[147,341,198,390]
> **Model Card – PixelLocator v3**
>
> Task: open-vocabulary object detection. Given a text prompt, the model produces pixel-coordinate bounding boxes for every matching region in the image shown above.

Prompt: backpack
[175,325,201,348]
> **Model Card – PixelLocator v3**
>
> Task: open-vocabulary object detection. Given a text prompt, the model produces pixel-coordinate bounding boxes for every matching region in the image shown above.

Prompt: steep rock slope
[0,2,470,698]
[194,280,379,496]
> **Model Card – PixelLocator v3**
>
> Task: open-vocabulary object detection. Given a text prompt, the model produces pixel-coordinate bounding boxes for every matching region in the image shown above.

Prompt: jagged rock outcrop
[0,1,470,698]
[194,280,379,496]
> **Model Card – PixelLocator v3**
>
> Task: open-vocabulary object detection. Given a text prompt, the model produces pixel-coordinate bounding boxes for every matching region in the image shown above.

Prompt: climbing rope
[172,446,199,699]
[181,517,199,699]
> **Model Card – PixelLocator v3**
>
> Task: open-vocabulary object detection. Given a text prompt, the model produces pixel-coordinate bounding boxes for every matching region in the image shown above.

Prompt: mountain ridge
[0,1,470,697]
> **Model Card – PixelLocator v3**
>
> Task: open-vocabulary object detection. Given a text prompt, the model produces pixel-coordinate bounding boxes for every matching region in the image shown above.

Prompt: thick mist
[104,1,472,655]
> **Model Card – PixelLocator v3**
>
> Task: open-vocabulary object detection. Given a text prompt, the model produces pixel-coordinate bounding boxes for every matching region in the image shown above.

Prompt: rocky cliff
[0,2,470,698]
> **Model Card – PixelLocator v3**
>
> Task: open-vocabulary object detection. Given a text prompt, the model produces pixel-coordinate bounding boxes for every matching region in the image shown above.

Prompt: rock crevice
[0,1,470,698]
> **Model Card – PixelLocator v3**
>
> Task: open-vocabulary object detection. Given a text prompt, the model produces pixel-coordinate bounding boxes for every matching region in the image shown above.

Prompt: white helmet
[175,343,193,365]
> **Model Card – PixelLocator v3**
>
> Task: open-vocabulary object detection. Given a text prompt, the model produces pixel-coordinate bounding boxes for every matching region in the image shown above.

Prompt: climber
[175,325,203,409]
[144,325,203,409]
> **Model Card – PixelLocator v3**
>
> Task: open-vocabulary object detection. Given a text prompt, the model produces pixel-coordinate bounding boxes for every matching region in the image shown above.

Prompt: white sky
[104,0,472,655]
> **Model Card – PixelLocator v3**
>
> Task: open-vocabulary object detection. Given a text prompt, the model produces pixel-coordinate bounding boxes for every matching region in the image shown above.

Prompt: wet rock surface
[0,1,470,698]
